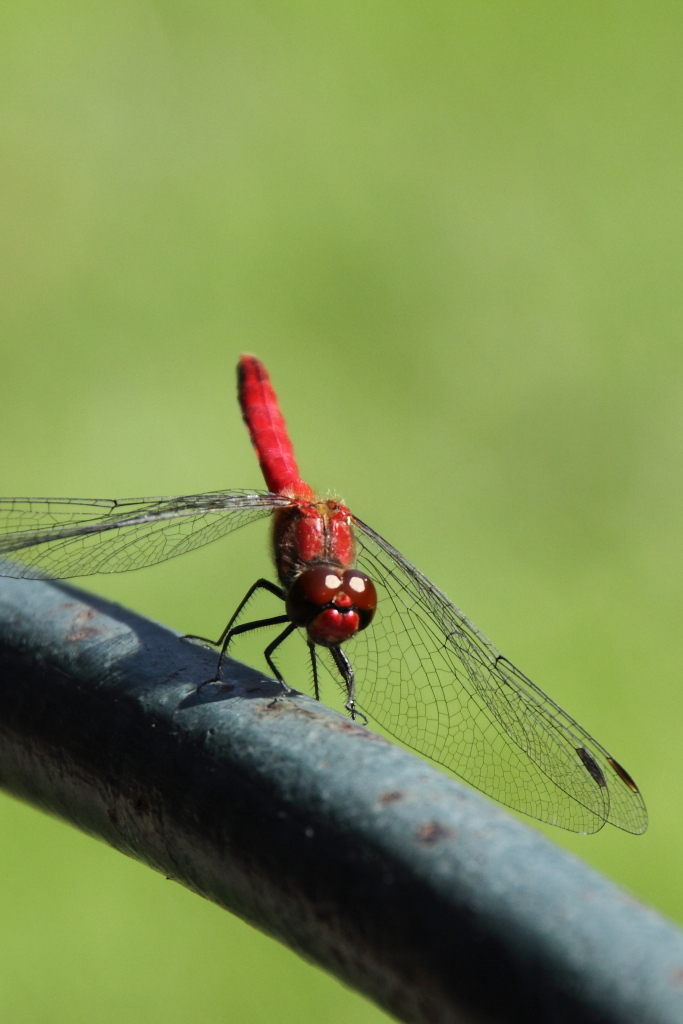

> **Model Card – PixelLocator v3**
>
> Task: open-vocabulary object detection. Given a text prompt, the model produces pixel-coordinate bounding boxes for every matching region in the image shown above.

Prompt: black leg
[263,622,298,693]
[330,646,367,725]
[193,611,289,689]
[212,614,290,684]
[183,578,285,648]
[308,640,320,701]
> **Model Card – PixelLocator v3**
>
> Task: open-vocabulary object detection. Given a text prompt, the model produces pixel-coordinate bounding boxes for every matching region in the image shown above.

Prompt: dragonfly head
[285,565,377,647]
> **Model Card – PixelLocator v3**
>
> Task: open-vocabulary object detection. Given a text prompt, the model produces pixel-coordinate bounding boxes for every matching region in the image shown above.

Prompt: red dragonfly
[0,356,646,834]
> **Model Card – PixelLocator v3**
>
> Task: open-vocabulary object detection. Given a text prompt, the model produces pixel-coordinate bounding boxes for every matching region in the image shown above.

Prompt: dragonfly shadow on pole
[0,354,647,835]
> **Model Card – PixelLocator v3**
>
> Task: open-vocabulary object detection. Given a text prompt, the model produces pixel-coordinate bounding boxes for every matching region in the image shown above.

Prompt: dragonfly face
[285,565,377,647]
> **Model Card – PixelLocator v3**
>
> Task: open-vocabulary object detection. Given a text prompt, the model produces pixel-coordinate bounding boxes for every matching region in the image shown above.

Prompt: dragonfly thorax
[272,500,355,588]
[285,565,377,647]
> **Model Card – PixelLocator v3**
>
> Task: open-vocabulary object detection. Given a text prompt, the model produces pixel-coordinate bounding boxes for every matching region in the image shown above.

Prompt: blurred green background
[0,2,681,1020]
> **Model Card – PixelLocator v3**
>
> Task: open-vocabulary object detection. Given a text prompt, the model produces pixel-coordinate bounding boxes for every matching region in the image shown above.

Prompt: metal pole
[0,574,679,1024]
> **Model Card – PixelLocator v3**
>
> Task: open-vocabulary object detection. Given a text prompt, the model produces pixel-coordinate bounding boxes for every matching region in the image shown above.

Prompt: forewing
[0,491,292,579]
[348,517,647,835]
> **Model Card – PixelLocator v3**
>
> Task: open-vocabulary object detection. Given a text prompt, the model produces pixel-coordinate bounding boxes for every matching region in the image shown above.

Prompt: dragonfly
[0,356,647,835]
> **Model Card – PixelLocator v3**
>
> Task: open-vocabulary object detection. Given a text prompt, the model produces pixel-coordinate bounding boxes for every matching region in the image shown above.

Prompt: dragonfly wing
[349,517,647,835]
[0,491,292,579]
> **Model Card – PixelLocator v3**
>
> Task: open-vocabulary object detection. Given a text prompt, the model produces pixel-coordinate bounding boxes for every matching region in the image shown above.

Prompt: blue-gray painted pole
[0,574,680,1024]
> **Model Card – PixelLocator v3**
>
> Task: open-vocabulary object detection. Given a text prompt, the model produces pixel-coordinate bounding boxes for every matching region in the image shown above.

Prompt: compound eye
[342,570,377,612]
[297,566,343,605]
[285,566,343,627]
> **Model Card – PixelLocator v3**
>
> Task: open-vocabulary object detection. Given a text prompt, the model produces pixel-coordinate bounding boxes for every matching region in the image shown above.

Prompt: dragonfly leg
[184,578,285,648]
[308,640,320,702]
[214,614,288,679]
[197,613,290,688]
[263,621,298,697]
[330,646,368,725]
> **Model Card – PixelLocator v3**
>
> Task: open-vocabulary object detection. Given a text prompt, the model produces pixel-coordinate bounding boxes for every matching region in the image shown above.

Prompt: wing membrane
[0,486,646,833]
[0,491,292,579]
[348,517,647,835]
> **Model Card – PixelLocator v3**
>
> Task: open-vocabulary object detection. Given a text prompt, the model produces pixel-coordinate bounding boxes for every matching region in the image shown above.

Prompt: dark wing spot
[608,757,640,793]
[577,747,607,788]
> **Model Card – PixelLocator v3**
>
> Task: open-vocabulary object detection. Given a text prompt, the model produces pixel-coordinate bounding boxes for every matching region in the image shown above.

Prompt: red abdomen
[238,356,313,499]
